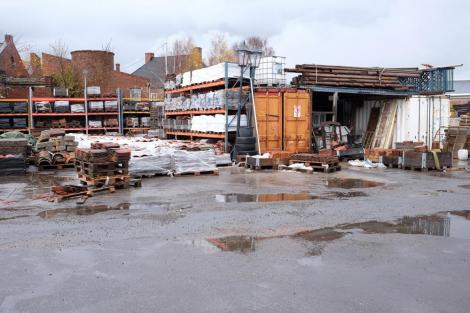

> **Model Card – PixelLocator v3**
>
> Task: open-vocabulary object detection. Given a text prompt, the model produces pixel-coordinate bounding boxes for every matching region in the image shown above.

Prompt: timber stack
[285,64,422,90]
[289,153,341,172]
[35,129,77,169]
[75,143,131,189]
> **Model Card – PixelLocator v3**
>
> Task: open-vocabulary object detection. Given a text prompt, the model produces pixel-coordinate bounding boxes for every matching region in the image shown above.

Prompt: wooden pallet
[173,170,219,176]
[37,163,75,171]
[78,174,130,187]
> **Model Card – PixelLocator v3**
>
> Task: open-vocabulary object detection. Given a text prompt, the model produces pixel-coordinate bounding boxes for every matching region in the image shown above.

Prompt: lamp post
[235,46,262,137]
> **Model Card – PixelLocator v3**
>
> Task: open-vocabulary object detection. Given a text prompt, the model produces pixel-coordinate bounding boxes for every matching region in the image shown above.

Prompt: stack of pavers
[75,142,131,189]
[0,138,27,175]
[289,153,341,173]
[35,129,78,169]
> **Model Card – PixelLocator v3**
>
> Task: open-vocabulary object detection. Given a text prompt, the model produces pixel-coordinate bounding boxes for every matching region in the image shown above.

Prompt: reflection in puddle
[215,191,368,203]
[293,228,346,242]
[0,215,30,221]
[38,203,130,218]
[216,193,317,203]
[459,184,470,190]
[324,178,384,189]
[208,210,470,255]
[207,236,256,253]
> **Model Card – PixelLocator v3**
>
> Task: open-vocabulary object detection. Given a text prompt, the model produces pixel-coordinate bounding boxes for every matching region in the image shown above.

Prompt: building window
[130,88,142,99]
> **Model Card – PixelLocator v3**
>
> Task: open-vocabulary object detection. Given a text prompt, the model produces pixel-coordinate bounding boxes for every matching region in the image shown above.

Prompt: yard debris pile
[0,138,27,175]
[35,129,77,169]
[286,64,423,90]
[75,142,131,188]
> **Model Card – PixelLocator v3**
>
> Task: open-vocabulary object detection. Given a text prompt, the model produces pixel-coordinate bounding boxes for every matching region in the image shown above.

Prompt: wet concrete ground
[0,164,469,313]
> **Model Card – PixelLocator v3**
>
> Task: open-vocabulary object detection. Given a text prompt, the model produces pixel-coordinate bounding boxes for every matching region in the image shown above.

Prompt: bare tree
[233,36,275,56]
[171,37,195,74]
[49,40,82,96]
[207,33,236,66]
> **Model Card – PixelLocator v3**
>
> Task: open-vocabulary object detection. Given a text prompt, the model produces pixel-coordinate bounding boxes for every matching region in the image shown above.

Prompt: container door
[255,91,283,153]
[283,90,311,153]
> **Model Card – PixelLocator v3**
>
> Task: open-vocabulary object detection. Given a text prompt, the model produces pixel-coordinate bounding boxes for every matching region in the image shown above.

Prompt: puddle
[324,178,384,189]
[215,191,368,203]
[459,184,470,190]
[38,203,130,218]
[215,193,318,203]
[208,210,470,254]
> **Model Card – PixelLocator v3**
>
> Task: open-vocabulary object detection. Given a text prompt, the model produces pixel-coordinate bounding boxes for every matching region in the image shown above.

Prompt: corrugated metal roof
[305,85,413,96]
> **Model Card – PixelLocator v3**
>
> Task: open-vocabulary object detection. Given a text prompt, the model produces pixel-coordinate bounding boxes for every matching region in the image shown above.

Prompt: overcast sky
[2,0,469,79]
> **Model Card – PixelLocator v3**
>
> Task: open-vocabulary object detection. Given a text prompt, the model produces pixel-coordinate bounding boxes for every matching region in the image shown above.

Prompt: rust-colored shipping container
[283,90,311,153]
[254,90,283,153]
[254,88,311,154]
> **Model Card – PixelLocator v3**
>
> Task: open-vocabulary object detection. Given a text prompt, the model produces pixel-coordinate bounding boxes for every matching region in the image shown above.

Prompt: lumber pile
[35,129,77,169]
[75,143,131,188]
[290,153,339,164]
[0,138,27,175]
[285,64,422,90]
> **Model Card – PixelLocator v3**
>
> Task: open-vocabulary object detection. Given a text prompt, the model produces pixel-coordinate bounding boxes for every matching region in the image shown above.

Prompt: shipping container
[254,88,311,154]
[283,90,311,153]
[254,90,283,153]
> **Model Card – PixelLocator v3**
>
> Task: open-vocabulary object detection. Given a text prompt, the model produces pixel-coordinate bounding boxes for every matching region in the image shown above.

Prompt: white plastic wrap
[70,103,85,113]
[181,62,249,86]
[190,114,247,133]
[172,149,217,174]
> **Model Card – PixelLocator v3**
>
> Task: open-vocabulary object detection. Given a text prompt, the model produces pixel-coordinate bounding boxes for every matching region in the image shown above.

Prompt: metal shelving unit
[163,63,251,151]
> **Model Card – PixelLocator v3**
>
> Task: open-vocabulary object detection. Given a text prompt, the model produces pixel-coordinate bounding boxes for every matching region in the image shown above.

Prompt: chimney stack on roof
[145,52,154,64]
[4,34,13,44]
[115,63,120,72]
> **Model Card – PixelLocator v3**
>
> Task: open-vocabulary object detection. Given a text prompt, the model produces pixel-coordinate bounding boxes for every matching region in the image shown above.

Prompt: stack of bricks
[75,142,131,189]
[35,129,77,168]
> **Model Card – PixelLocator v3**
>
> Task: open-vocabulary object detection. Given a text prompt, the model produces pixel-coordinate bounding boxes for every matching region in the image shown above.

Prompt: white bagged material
[89,101,104,111]
[70,103,85,113]
[182,62,249,86]
[173,149,217,174]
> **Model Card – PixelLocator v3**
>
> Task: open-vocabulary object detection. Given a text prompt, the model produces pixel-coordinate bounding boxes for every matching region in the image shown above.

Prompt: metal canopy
[304,85,415,96]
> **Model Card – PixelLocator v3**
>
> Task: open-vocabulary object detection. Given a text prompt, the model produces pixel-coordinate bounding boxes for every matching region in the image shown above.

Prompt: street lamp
[235,46,262,139]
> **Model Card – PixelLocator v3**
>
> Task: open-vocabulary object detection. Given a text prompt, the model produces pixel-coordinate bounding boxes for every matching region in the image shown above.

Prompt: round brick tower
[71,50,115,95]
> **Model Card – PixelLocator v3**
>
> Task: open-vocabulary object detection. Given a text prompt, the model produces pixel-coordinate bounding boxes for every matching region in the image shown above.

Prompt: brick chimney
[4,34,13,44]
[145,52,154,64]
[190,47,203,70]
[115,63,120,72]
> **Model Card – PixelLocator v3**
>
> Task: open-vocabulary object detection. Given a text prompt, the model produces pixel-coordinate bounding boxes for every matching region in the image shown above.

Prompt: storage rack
[122,98,161,134]
[0,89,122,135]
[30,96,120,134]
[163,62,251,151]
[0,98,30,133]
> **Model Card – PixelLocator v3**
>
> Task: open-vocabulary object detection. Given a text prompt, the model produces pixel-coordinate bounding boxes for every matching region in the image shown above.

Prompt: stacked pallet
[35,129,77,169]
[75,143,131,188]
[289,153,341,172]
[285,64,422,90]
[0,138,27,175]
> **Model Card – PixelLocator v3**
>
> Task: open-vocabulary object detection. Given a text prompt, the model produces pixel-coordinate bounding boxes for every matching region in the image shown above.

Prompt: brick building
[35,49,151,98]
[0,34,29,78]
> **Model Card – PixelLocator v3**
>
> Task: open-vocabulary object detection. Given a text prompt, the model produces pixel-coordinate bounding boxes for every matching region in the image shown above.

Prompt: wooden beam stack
[285,64,422,90]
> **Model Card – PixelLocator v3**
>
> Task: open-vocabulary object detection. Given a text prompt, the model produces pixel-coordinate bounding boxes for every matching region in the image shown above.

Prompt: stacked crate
[75,142,131,188]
